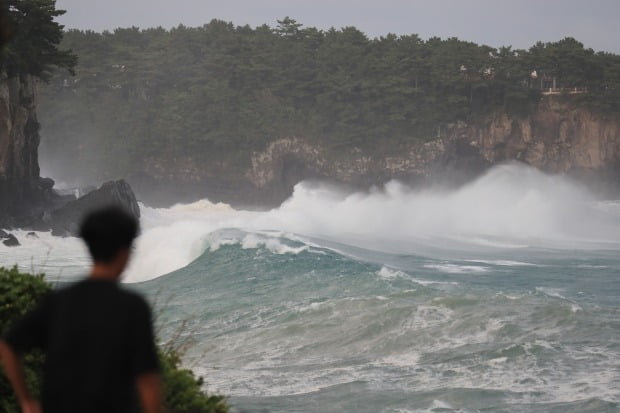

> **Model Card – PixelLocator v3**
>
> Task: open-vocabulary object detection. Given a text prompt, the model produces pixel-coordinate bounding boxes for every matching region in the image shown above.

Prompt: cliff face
[132,97,620,207]
[472,99,620,173]
[0,74,54,227]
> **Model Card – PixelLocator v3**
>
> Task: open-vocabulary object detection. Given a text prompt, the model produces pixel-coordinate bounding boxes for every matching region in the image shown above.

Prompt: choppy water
[2,164,619,412]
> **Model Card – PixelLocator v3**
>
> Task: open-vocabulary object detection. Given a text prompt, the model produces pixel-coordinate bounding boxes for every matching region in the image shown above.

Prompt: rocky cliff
[472,99,620,174]
[130,97,620,207]
[50,180,140,237]
[0,74,140,233]
[0,73,57,227]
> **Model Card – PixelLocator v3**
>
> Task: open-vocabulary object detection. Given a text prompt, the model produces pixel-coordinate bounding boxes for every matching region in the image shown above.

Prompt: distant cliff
[0,74,55,227]
[0,0,76,228]
[126,97,620,207]
[0,73,139,232]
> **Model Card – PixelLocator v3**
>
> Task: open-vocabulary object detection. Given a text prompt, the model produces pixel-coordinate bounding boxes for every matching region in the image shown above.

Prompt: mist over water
[259,163,619,245]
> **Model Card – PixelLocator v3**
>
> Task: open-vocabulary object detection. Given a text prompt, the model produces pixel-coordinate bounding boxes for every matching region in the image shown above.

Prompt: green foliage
[160,350,228,413]
[36,21,620,182]
[0,267,228,413]
[0,267,50,332]
[0,0,77,80]
[0,266,49,413]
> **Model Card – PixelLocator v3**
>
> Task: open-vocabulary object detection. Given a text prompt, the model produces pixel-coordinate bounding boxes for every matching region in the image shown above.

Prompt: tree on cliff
[0,0,76,80]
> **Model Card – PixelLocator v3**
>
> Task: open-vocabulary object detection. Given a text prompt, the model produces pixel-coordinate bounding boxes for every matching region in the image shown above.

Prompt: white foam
[377,266,458,285]
[453,236,529,249]
[570,304,583,313]
[535,287,568,300]
[169,199,234,213]
[424,264,489,274]
[240,234,308,255]
[487,356,508,365]
[377,266,405,279]
[465,259,539,267]
[533,287,582,311]
[496,292,523,300]
[429,400,454,410]
[379,352,421,367]
[0,230,89,280]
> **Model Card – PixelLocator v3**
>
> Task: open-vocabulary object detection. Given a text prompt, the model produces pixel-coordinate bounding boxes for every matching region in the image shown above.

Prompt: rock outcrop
[0,73,57,228]
[2,233,20,247]
[50,180,140,237]
[245,100,619,193]
[471,101,620,172]
[0,73,142,235]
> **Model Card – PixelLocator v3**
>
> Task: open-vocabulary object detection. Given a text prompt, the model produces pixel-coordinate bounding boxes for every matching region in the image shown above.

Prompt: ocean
[2,163,619,412]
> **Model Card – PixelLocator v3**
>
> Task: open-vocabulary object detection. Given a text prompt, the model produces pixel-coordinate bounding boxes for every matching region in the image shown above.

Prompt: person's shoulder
[49,279,83,299]
[119,288,154,324]
[58,279,146,303]
[54,278,105,297]
[118,287,151,311]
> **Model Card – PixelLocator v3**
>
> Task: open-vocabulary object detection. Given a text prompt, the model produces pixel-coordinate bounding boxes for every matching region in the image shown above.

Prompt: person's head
[79,206,139,277]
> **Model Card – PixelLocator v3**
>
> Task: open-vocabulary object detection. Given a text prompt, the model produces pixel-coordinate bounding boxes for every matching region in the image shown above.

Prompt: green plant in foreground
[160,350,228,413]
[0,267,48,413]
[0,266,228,413]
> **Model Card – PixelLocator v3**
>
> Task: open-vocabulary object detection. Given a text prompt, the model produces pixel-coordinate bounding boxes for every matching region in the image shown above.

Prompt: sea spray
[126,163,620,283]
[254,162,619,246]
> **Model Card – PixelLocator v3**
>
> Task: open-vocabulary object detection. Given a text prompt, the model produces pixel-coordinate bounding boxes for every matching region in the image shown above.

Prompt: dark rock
[39,177,55,190]
[0,229,9,238]
[26,231,38,238]
[50,180,140,237]
[80,185,97,197]
[3,233,20,247]
[0,75,44,227]
[51,193,78,208]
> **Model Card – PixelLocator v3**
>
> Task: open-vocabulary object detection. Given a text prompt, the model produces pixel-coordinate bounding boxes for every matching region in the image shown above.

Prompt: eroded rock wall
[470,99,620,173]
[129,97,620,207]
[0,74,54,227]
[241,98,620,202]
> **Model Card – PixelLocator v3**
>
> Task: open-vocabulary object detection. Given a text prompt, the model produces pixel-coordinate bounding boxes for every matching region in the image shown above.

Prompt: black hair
[79,206,139,262]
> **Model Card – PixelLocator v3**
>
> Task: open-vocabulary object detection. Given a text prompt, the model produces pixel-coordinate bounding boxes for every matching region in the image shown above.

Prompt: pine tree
[1,0,76,80]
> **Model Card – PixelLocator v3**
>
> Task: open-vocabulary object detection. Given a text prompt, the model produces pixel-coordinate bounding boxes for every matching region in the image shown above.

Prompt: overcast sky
[55,0,620,53]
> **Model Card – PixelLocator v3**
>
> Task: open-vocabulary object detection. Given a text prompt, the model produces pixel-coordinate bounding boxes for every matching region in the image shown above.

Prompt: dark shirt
[4,278,159,413]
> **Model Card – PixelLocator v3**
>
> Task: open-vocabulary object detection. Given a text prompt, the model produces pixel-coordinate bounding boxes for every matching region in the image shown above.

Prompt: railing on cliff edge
[541,87,589,96]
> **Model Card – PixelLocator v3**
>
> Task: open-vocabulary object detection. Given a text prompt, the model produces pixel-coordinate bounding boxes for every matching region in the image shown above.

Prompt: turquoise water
[140,231,620,412]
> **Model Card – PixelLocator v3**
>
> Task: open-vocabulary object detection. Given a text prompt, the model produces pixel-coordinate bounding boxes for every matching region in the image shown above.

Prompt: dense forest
[39,18,620,183]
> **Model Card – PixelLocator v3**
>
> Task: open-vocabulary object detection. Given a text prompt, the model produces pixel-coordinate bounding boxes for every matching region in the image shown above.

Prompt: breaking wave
[124,163,620,282]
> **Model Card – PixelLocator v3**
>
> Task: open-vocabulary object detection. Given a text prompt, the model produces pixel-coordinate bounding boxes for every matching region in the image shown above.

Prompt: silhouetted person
[0,207,162,413]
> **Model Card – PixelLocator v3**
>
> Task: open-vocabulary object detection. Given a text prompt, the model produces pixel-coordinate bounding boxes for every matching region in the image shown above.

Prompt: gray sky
[55,0,620,53]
